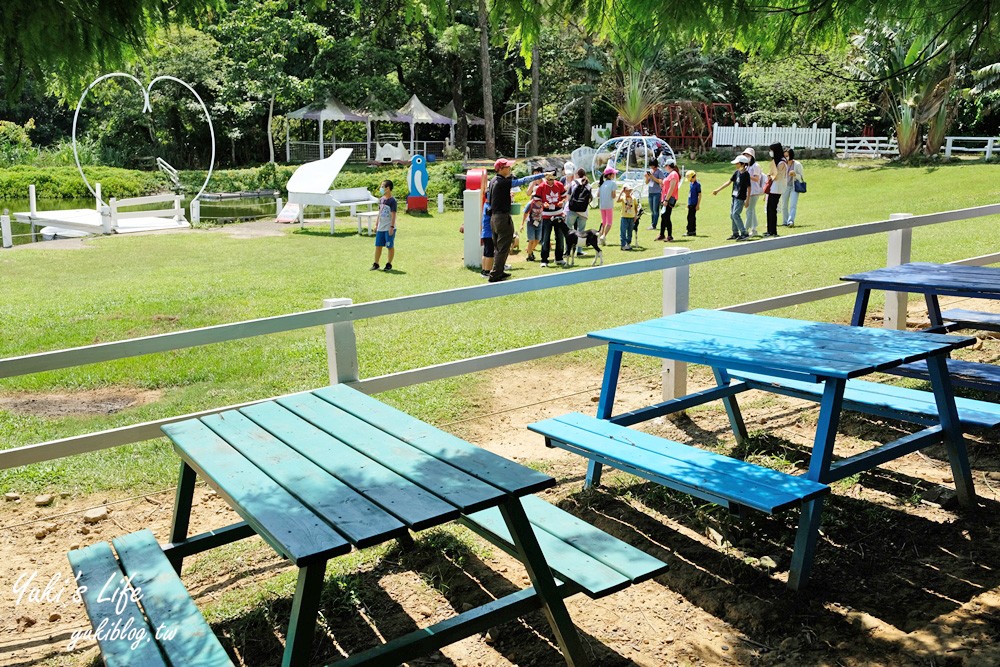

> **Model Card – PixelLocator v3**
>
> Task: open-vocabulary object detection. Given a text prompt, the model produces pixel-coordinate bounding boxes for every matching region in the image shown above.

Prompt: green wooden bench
[460,494,668,599]
[528,413,829,589]
[729,370,1000,431]
[67,529,233,667]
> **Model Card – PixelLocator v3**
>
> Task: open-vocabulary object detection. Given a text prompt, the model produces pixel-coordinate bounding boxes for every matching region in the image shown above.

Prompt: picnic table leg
[925,293,944,329]
[850,287,871,326]
[787,496,825,591]
[926,354,976,507]
[499,498,590,666]
[712,369,748,445]
[588,347,624,488]
[283,560,327,667]
[168,462,197,573]
[807,379,846,484]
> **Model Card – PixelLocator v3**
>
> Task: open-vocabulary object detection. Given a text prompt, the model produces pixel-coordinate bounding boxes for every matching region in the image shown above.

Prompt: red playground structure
[618,102,736,152]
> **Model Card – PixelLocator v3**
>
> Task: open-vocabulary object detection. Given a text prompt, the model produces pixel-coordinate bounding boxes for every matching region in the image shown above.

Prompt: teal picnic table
[554,309,980,589]
[160,385,589,666]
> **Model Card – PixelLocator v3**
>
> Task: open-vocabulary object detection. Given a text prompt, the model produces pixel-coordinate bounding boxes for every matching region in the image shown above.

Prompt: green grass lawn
[0,158,997,493]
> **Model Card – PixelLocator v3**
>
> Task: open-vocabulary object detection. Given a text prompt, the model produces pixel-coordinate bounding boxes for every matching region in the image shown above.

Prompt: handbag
[794,180,807,193]
[666,196,677,207]
[763,177,772,195]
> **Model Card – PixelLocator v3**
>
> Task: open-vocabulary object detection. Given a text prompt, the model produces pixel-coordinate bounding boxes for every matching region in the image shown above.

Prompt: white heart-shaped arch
[72,72,216,206]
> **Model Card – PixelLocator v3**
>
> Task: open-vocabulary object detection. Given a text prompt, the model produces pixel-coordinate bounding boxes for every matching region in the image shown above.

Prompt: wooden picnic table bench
[66,384,667,667]
[843,262,1000,393]
[549,309,980,590]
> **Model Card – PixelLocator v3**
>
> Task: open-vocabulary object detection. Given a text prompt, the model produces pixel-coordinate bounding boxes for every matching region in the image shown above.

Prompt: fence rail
[712,123,836,150]
[944,136,999,159]
[1,204,999,469]
[286,140,452,164]
[836,137,899,158]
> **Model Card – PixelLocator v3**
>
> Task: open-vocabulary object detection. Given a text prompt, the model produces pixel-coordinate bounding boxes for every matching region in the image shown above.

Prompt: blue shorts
[525,220,542,241]
[375,230,395,248]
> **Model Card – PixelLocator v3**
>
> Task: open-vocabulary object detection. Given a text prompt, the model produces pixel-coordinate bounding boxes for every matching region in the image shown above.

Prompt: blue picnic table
[843,262,1000,391]
[532,309,982,590]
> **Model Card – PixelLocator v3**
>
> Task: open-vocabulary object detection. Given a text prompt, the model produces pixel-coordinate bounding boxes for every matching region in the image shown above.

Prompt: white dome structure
[590,136,676,195]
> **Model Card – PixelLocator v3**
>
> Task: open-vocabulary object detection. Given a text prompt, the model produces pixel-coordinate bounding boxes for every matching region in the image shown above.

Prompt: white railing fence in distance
[1,204,999,469]
[944,137,999,159]
[712,123,837,150]
[836,137,899,158]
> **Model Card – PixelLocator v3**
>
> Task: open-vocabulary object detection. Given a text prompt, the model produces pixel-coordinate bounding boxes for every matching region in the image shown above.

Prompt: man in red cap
[486,158,521,282]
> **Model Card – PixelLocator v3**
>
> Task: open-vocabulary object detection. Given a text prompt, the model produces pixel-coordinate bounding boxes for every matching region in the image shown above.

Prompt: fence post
[100,204,113,234]
[712,122,719,148]
[463,189,483,268]
[945,137,954,158]
[95,182,102,210]
[190,199,201,225]
[987,138,994,160]
[29,184,37,217]
[830,122,837,152]
[884,214,913,330]
[662,247,691,401]
[324,297,359,384]
[1,215,11,249]
[275,197,283,218]
[438,193,445,213]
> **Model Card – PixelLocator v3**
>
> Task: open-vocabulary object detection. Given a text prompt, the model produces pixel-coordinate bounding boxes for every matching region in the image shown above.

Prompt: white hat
[731,155,750,164]
[742,147,756,157]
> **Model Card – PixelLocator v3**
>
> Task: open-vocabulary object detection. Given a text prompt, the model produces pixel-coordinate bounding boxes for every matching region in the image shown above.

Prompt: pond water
[1,196,278,246]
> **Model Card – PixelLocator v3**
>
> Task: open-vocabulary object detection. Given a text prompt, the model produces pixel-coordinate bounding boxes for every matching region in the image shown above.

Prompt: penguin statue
[406,154,429,213]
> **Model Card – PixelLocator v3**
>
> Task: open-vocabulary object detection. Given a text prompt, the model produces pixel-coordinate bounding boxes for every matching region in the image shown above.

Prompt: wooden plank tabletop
[588,309,974,380]
[842,262,1000,296]
[164,385,554,566]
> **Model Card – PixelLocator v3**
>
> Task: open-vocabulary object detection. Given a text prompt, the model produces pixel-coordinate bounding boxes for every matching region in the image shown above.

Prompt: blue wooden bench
[528,413,829,589]
[940,308,1000,333]
[729,370,1000,432]
[68,529,233,666]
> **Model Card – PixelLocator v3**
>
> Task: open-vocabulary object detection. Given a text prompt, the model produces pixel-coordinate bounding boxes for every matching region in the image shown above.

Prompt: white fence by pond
[712,123,837,150]
[1,204,999,470]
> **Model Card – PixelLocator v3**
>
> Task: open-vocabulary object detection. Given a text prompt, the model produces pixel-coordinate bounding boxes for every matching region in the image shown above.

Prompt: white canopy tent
[285,98,368,160]
[438,101,484,145]
[397,95,455,153]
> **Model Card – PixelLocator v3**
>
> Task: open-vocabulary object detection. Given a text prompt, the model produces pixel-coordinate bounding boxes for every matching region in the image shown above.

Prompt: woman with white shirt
[783,148,804,227]
[764,142,787,237]
[742,147,763,236]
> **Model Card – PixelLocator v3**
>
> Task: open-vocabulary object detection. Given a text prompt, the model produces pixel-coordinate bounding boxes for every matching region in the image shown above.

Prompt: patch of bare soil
[0,389,163,418]
[2,303,999,667]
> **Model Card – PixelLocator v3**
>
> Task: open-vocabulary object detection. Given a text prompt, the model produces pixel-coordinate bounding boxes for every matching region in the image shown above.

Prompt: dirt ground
[2,304,1000,667]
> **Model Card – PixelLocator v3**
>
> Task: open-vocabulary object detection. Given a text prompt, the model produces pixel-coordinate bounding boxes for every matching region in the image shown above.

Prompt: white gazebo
[285,98,368,161]
[397,95,455,154]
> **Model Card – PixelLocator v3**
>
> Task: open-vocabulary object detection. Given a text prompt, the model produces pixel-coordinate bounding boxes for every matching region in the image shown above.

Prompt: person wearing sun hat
[486,158,543,282]
[616,182,638,250]
[711,154,750,241]
[597,166,618,245]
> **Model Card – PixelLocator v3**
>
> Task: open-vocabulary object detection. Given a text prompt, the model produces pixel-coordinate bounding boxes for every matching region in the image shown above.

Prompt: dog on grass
[565,229,603,266]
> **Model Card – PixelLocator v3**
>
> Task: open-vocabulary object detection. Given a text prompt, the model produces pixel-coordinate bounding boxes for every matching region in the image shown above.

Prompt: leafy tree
[0,0,220,97]
[209,0,325,163]
[741,51,872,128]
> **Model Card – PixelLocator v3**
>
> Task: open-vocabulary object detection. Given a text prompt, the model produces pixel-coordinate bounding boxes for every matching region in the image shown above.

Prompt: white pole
[324,297,359,384]
[275,197,283,217]
[884,214,914,330]
[286,123,291,163]
[29,184,37,216]
[1,215,12,249]
[318,117,324,160]
[190,199,201,225]
[830,122,837,152]
[410,121,416,155]
[100,204,113,234]
[515,104,520,157]
[438,193,445,213]
[463,189,483,268]
[945,137,953,158]
[662,247,691,401]
[95,182,102,210]
[986,138,994,161]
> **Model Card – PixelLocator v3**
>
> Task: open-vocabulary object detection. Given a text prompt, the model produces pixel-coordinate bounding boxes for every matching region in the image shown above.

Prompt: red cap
[494,158,515,170]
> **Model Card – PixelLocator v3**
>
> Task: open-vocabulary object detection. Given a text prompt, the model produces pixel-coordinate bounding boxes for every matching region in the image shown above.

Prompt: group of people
[712,143,805,242]
[370,146,804,278]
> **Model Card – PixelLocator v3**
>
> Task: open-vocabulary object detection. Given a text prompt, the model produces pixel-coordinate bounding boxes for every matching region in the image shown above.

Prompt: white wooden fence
[712,123,837,150]
[835,136,899,158]
[1,204,999,470]
[944,137,999,159]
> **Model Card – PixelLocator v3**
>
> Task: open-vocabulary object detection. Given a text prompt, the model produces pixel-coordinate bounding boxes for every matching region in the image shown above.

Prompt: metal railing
[1,204,999,469]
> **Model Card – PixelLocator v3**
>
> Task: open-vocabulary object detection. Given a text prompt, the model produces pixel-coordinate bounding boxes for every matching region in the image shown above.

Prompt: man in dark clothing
[487,158,518,283]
